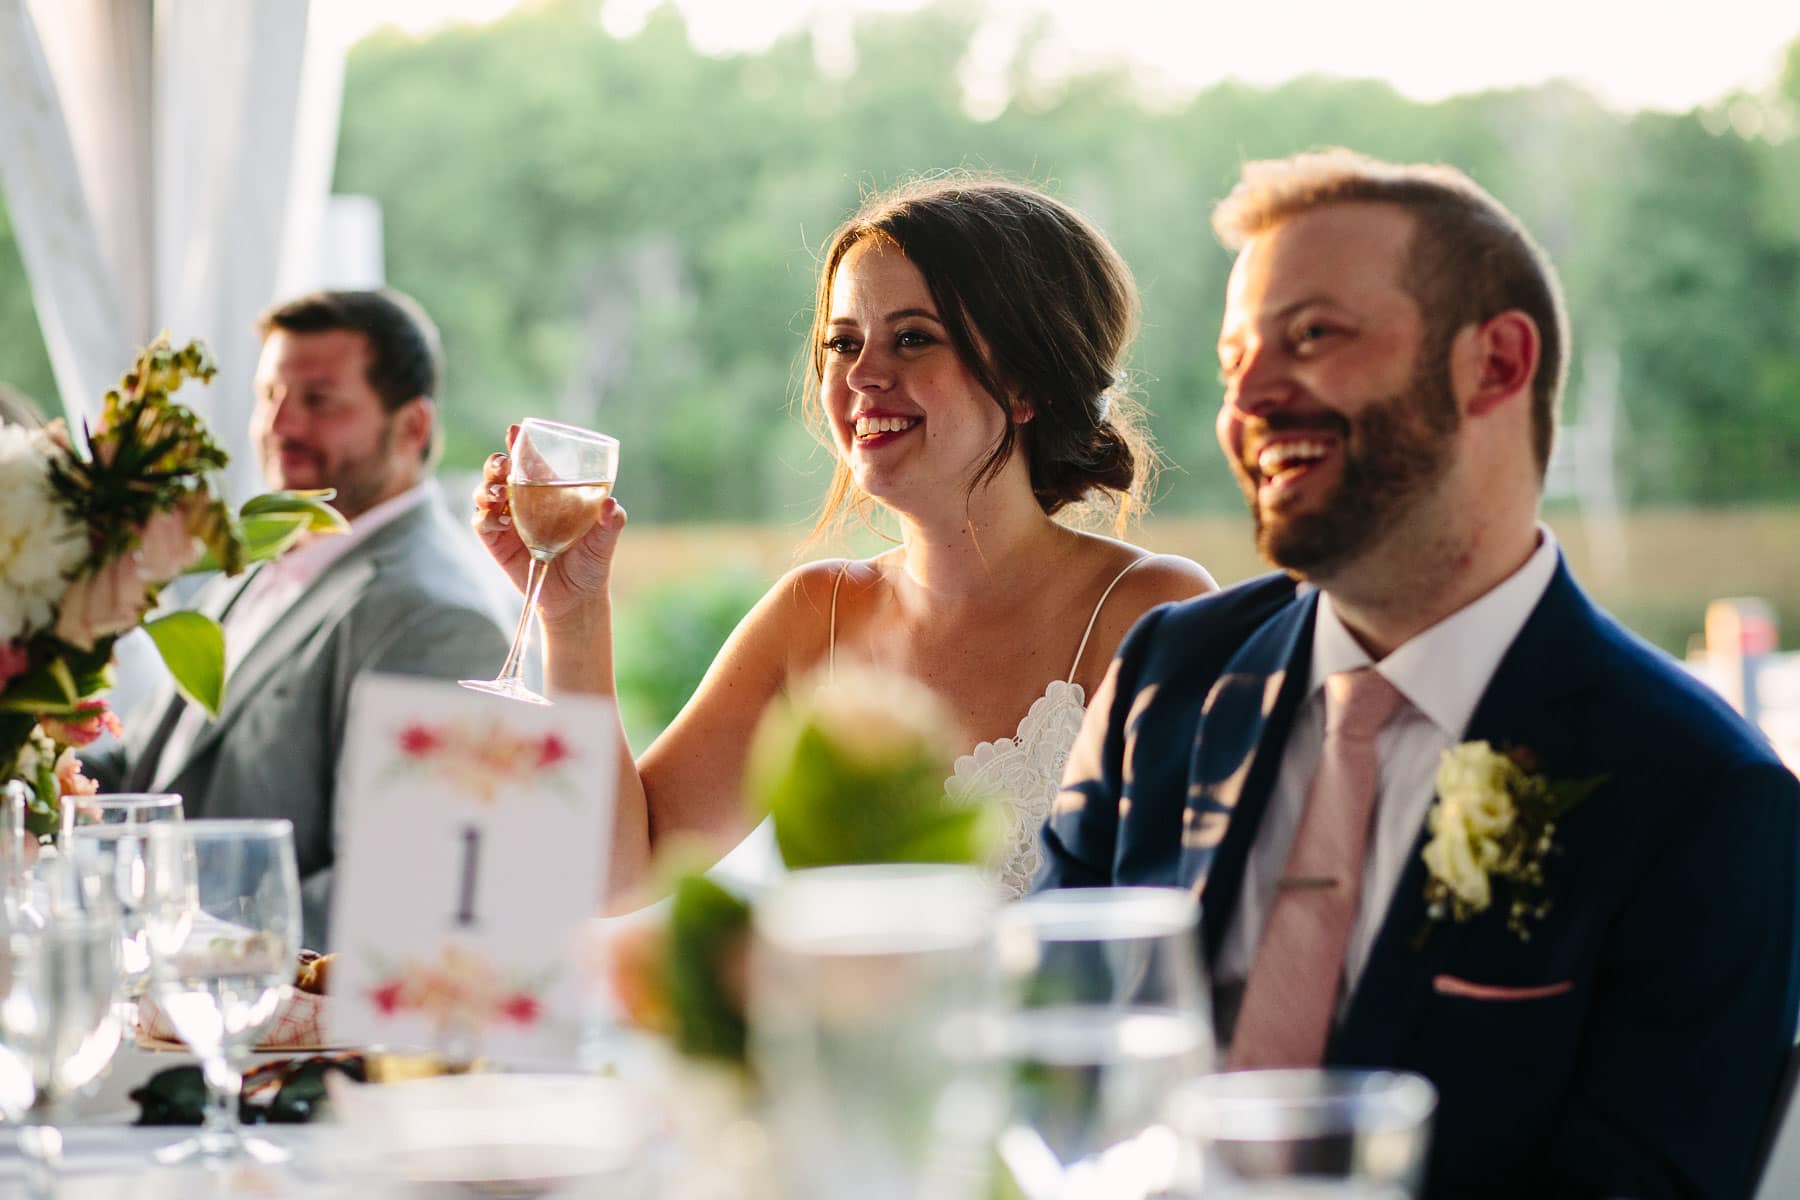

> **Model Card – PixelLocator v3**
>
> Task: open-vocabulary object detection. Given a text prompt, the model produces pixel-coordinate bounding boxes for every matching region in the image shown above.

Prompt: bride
[474,177,1215,902]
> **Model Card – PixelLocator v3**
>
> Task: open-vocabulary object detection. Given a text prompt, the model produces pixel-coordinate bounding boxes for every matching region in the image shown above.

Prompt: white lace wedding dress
[836,559,1144,897]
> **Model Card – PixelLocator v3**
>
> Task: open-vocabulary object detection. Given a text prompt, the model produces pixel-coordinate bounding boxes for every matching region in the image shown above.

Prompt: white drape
[0,0,347,501]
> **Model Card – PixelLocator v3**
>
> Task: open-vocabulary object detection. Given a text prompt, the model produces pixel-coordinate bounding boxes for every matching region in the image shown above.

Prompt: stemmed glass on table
[141,818,302,1165]
[0,855,123,1200]
[461,417,620,706]
[994,887,1216,1200]
[64,792,183,999]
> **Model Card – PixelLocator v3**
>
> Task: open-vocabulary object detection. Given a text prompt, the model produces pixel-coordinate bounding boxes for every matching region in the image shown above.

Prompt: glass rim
[1169,1068,1438,1138]
[1000,886,1198,940]
[518,417,619,450]
[143,817,294,841]
[78,792,182,808]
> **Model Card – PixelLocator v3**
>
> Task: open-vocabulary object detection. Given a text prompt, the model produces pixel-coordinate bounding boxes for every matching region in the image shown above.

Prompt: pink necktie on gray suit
[1227,666,1406,1070]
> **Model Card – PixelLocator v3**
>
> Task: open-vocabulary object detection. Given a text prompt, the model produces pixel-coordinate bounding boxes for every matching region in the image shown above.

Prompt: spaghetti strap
[1066,556,1151,681]
[827,563,848,681]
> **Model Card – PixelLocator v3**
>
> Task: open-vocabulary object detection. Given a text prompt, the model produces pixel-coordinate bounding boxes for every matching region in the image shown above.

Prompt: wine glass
[0,856,123,1200]
[66,825,164,999]
[1164,1069,1437,1197]
[994,887,1215,1200]
[751,864,1003,1200]
[141,818,302,1165]
[461,417,620,705]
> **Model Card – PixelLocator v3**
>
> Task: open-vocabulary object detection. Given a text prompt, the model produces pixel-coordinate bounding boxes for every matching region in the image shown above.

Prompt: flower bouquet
[0,336,342,839]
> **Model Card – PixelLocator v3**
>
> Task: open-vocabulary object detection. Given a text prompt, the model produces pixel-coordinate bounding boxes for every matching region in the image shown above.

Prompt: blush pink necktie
[1227,667,1406,1070]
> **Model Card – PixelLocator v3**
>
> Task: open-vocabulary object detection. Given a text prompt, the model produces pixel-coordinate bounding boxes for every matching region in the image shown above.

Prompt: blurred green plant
[612,569,770,748]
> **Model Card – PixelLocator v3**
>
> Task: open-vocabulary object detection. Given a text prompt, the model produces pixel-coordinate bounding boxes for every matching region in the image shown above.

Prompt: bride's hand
[472,425,627,628]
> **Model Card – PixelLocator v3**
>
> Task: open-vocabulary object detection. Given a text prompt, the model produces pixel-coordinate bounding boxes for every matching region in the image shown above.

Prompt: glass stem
[200,1053,243,1146]
[19,1096,64,1200]
[494,554,551,686]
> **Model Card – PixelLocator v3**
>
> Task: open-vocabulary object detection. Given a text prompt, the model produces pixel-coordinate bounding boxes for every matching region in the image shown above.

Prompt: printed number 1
[455,825,481,927]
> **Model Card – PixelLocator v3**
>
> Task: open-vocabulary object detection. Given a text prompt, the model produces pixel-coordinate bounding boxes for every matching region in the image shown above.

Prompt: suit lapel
[1180,590,1319,959]
[1332,560,1604,1066]
[158,501,439,777]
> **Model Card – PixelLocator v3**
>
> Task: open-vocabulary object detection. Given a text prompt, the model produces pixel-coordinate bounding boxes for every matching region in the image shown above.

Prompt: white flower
[0,426,85,644]
[1424,796,1495,910]
[1421,742,1520,913]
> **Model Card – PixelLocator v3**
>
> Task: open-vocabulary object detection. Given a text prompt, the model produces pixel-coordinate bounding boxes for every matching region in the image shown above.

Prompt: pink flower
[500,993,541,1025]
[398,724,442,757]
[537,733,572,769]
[0,641,28,690]
[40,699,122,749]
[54,555,147,652]
[53,749,99,799]
[371,981,405,1014]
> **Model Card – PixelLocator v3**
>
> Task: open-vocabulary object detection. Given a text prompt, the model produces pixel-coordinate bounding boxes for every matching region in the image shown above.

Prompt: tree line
[3,1,1795,517]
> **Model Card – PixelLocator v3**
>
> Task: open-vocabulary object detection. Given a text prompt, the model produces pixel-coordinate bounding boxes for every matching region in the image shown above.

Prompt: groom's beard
[1247,354,1460,579]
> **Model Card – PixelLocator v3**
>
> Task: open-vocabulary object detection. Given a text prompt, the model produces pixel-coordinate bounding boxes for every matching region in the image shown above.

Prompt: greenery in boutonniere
[609,665,1003,1067]
[1418,741,1607,945]
[0,336,343,838]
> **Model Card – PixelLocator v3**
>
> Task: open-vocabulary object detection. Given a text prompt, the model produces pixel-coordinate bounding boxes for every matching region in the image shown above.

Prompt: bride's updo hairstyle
[803,176,1155,534]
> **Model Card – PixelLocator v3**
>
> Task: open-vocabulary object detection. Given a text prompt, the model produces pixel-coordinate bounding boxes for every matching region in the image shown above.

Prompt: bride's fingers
[482,450,508,485]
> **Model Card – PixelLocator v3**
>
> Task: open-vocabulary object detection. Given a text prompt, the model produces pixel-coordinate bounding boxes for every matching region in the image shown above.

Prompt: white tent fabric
[0,0,348,500]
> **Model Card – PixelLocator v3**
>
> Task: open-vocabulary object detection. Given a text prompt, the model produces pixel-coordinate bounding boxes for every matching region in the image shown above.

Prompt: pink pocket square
[1432,975,1573,1001]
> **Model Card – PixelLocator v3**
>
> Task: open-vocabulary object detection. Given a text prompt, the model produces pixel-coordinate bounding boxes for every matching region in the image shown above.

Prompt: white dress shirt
[150,483,435,788]
[1213,525,1562,998]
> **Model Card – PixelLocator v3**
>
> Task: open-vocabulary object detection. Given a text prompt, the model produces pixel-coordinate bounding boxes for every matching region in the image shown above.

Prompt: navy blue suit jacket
[1040,561,1800,1198]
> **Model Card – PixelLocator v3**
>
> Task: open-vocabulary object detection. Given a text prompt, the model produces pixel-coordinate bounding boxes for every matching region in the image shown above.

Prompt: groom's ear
[394,396,436,465]
[1463,310,1540,419]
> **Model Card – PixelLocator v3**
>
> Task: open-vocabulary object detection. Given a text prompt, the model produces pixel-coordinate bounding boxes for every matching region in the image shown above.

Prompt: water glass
[142,818,302,1165]
[751,864,1002,1200]
[994,887,1215,1200]
[1165,1069,1437,1197]
[0,857,123,1200]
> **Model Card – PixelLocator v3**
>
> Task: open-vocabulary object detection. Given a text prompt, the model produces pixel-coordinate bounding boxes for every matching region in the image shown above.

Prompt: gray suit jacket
[89,489,511,947]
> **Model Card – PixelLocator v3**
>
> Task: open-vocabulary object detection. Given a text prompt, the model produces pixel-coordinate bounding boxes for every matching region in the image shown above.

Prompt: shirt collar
[1308,523,1561,738]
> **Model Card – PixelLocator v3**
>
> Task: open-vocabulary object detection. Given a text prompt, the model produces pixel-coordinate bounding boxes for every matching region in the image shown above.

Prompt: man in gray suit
[89,289,510,946]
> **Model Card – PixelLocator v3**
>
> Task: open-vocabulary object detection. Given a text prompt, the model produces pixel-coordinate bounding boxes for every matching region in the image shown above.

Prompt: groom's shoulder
[1121,571,1300,680]
[1580,597,1784,774]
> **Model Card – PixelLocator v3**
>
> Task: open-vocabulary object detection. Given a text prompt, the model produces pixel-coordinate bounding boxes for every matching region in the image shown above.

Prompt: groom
[1039,150,1800,1198]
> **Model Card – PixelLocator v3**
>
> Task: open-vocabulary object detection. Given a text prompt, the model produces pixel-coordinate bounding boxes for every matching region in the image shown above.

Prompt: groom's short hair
[1212,149,1568,480]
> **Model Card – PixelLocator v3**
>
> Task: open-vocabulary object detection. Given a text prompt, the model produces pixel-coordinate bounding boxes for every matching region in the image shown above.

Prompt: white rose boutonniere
[1417,741,1606,945]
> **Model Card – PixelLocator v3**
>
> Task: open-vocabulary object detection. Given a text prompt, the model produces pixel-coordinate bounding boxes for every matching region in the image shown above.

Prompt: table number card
[327,673,616,1062]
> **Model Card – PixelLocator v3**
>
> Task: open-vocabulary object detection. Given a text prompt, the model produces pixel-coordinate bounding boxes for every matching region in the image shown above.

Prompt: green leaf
[240,490,347,534]
[185,513,308,574]
[143,611,226,717]
[0,661,78,713]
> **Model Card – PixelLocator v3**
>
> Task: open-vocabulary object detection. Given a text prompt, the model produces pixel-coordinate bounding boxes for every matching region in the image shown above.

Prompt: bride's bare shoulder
[771,554,891,617]
[1072,534,1218,613]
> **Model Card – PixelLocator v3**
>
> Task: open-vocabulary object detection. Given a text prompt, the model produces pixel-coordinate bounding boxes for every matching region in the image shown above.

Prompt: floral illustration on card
[365,943,552,1041]
[385,718,575,804]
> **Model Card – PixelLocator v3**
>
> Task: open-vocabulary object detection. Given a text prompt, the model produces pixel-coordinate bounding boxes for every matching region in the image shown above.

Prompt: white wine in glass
[462,418,620,706]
